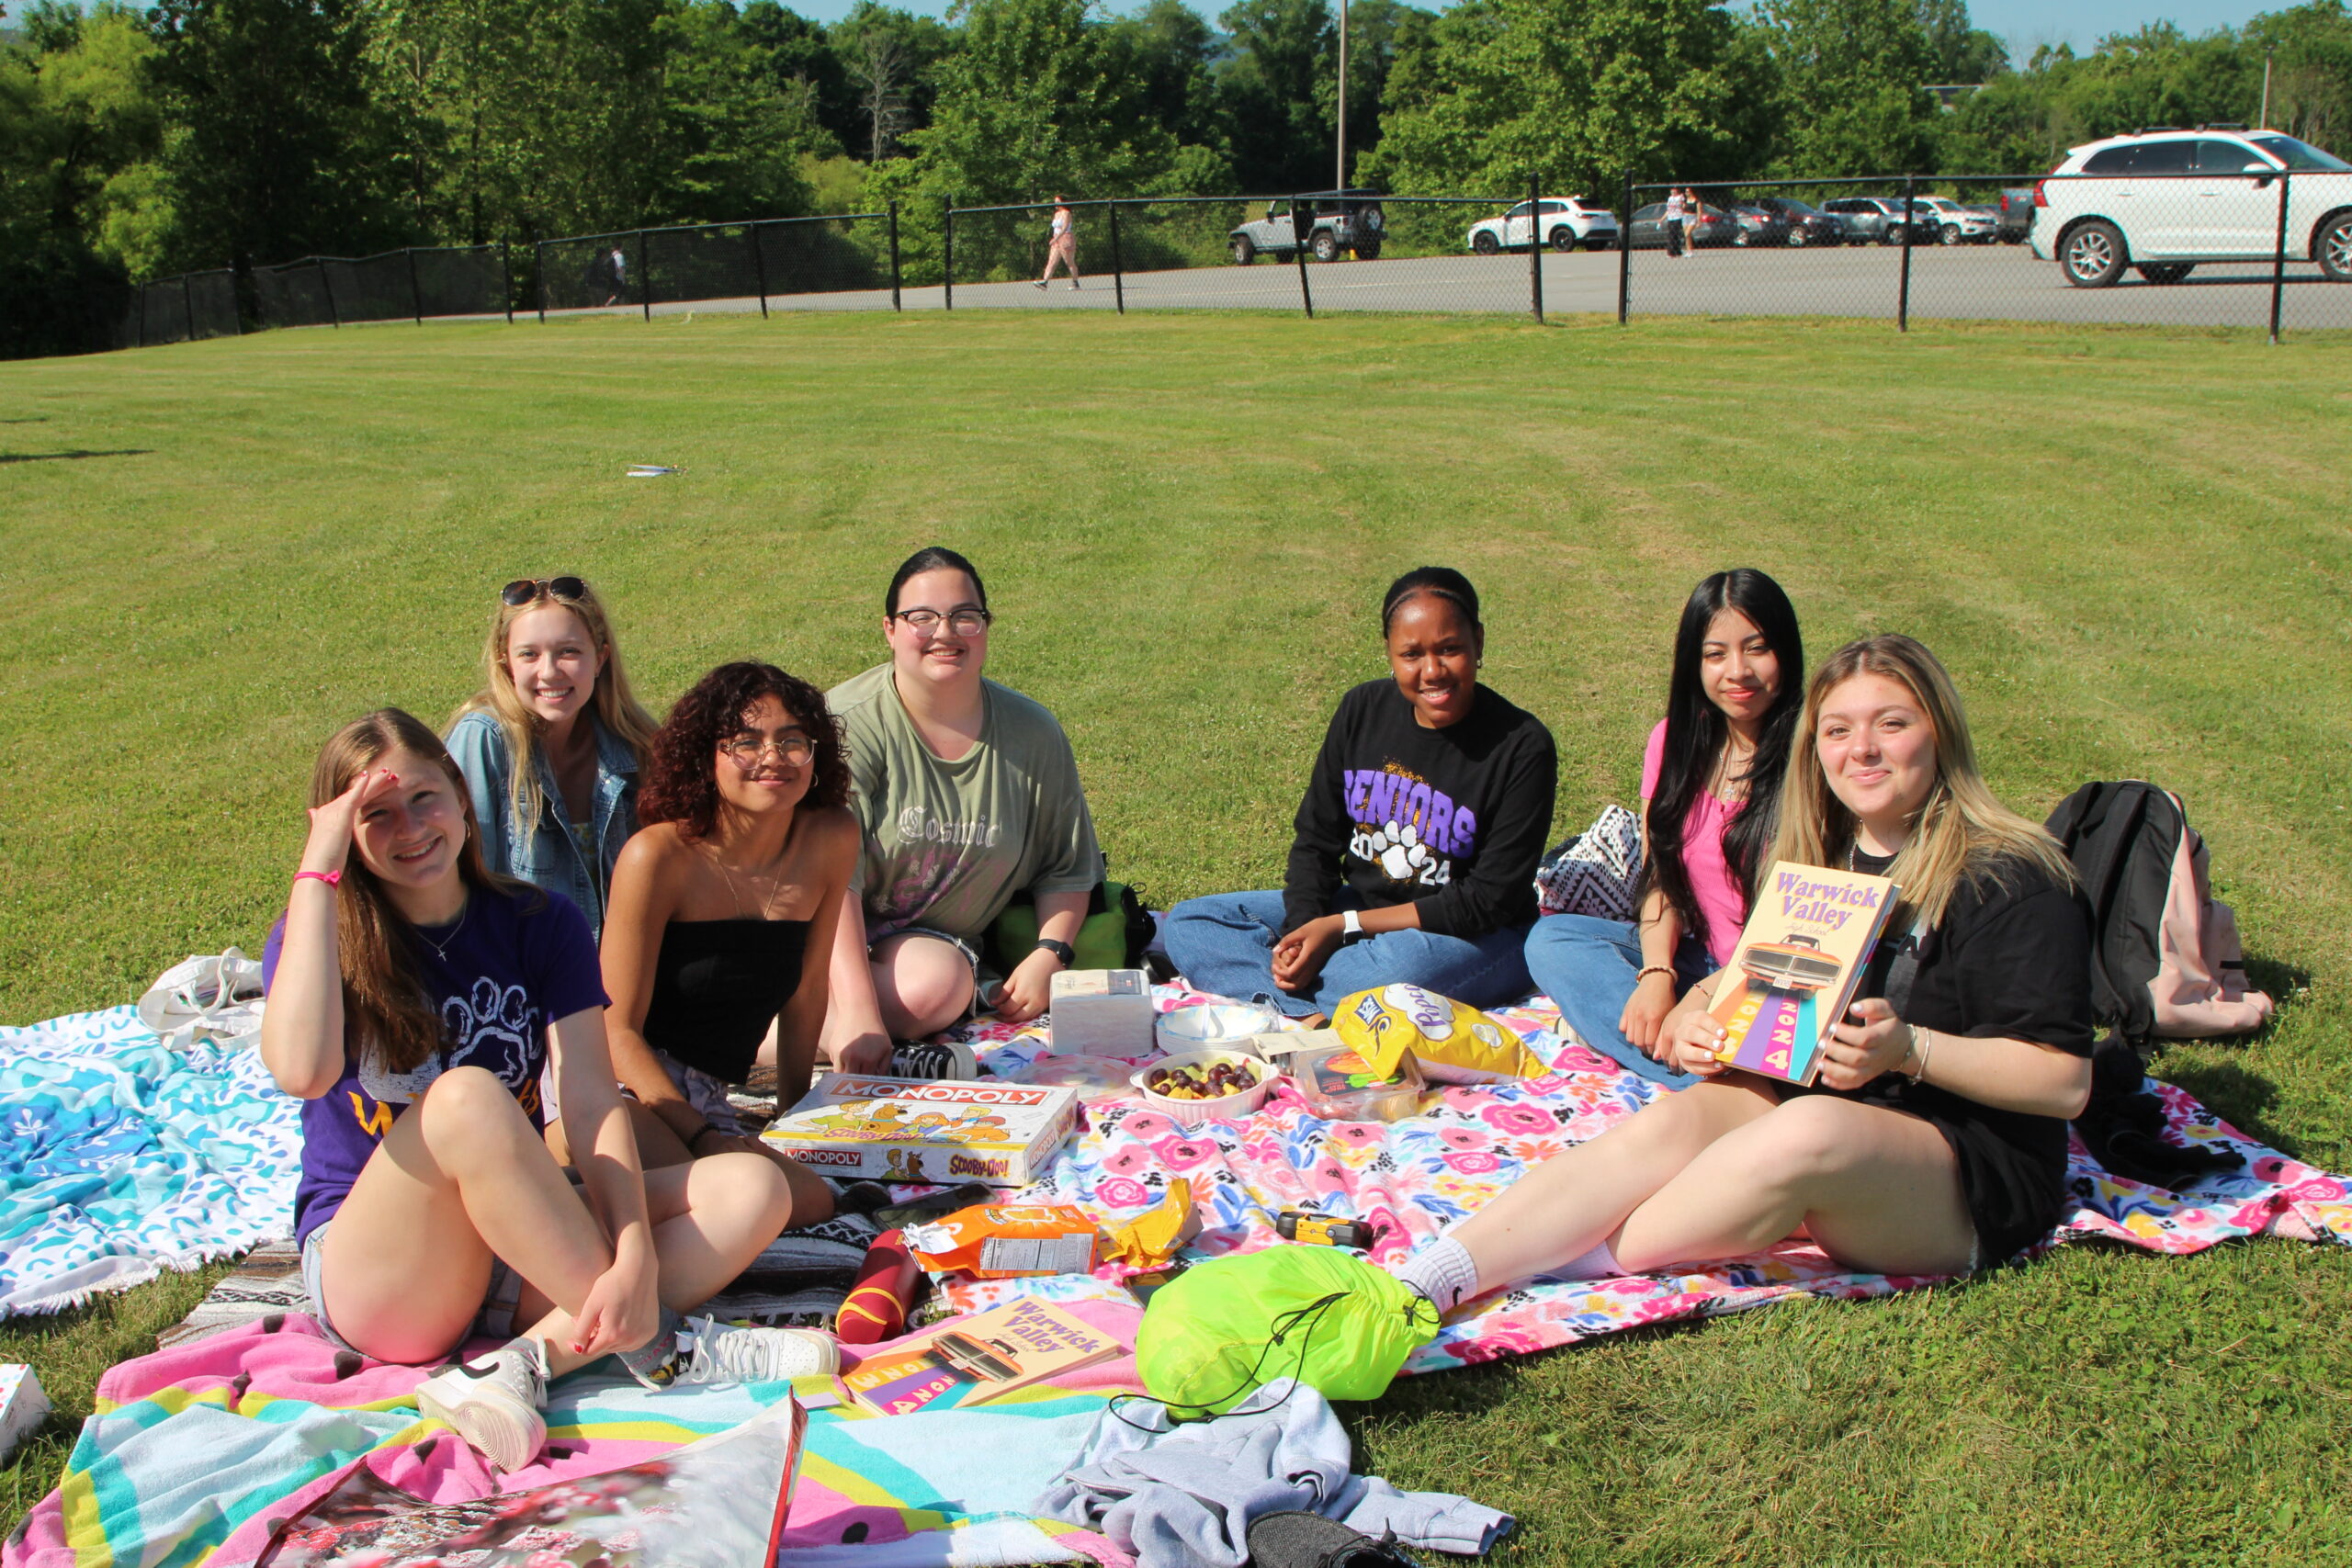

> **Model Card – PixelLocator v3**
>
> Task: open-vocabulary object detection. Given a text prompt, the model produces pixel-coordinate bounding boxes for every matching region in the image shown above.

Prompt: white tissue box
[0,1366,50,1464]
[1049,969,1155,1057]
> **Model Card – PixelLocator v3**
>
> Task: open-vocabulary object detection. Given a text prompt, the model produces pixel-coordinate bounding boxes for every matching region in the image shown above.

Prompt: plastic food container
[1128,1049,1275,1126]
[1154,1002,1280,1057]
[1290,1043,1425,1123]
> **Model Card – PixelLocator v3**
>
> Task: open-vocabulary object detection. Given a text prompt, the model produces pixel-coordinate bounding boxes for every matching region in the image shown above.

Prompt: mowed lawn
[3,309,2349,1561]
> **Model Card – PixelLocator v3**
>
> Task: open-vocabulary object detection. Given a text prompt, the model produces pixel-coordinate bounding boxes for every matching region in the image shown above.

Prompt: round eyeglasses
[721,734,816,767]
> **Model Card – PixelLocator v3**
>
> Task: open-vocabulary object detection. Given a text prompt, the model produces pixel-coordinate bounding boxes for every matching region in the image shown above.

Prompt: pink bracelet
[293,870,342,888]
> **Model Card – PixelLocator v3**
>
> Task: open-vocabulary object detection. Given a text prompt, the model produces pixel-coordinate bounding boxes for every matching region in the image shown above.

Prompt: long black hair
[1642,569,1804,952]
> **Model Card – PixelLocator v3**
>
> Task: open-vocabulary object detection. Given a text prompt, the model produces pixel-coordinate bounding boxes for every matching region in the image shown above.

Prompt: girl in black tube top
[582,662,856,1216]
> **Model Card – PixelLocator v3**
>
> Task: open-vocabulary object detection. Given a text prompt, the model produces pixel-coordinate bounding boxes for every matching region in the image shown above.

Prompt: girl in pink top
[1524,569,1804,1085]
[1036,197,1081,289]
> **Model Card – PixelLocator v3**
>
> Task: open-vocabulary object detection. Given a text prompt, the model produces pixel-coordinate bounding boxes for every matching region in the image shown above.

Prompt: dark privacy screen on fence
[535,214,899,317]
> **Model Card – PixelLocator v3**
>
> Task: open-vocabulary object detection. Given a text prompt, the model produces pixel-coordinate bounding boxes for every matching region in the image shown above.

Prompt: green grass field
[4,310,2349,1561]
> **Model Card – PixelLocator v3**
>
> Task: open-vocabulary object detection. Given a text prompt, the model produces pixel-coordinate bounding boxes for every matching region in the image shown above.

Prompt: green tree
[866,0,1206,280]
[148,0,404,269]
[830,2,956,160]
[2250,0,2352,148]
[1363,0,1761,198]
[1216,0,1333,191]
[1755,0,1939,175]
[1917,0,2008,83]
[1114,0,1219,150]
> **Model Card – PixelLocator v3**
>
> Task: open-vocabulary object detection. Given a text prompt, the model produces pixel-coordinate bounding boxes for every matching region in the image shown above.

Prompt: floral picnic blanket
[933,987,2352,1371]
[0,1007,301,1317]
[3,1303,1146,1568]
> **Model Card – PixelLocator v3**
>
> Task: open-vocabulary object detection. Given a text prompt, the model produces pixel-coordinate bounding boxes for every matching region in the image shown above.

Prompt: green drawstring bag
[1136,1246,1440,1416]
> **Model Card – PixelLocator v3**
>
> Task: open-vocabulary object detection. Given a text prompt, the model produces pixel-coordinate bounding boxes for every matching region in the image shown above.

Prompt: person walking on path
[1665,187,1689,258]
[1036,197,1081,290]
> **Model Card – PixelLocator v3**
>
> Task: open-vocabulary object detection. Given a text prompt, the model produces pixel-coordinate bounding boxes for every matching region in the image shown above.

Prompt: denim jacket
[446,708,639,936]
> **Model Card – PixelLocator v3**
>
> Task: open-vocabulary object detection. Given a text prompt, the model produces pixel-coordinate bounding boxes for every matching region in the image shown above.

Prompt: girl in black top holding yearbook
[1393,635,2095,1317]
[1162,568,1556,1025]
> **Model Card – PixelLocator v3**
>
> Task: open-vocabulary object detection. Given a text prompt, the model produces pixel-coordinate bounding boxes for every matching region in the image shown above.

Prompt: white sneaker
[674,1316,840,1385]
[413,1337,548,1472]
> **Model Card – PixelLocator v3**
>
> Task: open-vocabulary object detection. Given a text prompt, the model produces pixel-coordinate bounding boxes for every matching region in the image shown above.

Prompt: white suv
[1467,197,1622,254]
[2032,127,2352,287]
[1914,197,1998,244]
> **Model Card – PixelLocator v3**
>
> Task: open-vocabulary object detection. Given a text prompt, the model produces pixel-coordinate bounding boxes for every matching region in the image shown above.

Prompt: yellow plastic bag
[1331,984,1545,1084]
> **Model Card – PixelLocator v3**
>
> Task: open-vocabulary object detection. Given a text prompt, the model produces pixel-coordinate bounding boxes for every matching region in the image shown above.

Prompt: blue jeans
[1161,890,1533,1020]
[1524,913,1714,1088]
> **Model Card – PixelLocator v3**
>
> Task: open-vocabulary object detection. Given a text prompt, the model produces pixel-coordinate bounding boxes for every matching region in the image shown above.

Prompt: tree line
[6,0,2351,355]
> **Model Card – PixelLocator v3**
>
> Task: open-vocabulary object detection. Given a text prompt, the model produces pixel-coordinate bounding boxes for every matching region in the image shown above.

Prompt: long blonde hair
[1770,635,2072,930]
[311,710,533,1074]
[451,579,659,847]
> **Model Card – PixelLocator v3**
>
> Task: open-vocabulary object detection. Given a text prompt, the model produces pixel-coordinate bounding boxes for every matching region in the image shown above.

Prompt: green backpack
[1136,1246,1440,1416]
[985,880,1154,975]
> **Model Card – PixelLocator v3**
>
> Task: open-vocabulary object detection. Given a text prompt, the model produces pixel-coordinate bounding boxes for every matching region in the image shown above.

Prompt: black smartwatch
[1034,937,1077,965]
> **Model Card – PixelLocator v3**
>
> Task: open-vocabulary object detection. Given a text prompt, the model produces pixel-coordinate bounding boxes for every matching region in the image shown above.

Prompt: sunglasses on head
[501,576,586,607]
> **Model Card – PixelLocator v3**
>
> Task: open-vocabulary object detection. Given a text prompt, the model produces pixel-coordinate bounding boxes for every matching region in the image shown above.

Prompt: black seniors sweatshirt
[1282,680,1558,941]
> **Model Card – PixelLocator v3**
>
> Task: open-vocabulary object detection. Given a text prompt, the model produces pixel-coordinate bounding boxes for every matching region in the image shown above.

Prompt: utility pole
[1335,0,1349,187]
[2260,46,2274,129]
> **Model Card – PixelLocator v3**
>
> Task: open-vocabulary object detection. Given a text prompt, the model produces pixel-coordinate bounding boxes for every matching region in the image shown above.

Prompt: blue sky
[788,0,2281,58]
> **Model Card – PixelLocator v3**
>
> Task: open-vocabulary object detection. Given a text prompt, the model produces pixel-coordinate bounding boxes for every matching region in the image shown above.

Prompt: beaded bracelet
[1634,964,1676,985]
[684,1121,718,1151]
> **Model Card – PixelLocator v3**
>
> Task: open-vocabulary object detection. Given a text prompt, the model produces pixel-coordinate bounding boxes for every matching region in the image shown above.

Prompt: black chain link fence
[535,211,900,319]
[114,269,240,348]
[1615,174,2352,336]
[92,173,2352,353]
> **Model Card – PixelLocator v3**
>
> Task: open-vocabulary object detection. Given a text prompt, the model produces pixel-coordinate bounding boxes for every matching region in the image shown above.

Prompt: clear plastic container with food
[1288,1042,1426,1123]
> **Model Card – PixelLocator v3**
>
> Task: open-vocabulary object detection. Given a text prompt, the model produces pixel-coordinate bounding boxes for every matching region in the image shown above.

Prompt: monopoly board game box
[761,1075,1080,1187]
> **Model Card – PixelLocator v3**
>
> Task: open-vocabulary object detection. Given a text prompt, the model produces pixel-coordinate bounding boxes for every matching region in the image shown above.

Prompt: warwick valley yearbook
[841,1297,1124,1417]
[1707,861,1899,1087]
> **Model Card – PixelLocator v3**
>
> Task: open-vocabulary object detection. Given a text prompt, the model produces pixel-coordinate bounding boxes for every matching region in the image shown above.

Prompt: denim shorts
[646,1050,754,1137]
[874,924,1002,1016]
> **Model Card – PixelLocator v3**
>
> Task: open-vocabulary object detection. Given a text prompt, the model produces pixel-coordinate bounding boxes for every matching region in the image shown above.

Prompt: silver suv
[2032,127,2352,287]
[1229,191,1386,265]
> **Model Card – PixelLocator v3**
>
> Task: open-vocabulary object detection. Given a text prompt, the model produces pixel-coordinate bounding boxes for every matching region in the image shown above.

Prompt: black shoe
[1244,1511,1419,1568]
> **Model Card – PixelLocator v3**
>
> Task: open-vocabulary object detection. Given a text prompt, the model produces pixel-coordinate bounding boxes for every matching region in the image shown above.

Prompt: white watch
[1340,909,1364,942]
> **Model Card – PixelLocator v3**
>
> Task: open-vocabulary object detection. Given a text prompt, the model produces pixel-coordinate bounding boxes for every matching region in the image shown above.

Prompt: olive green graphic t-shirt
[827,664,1102,944]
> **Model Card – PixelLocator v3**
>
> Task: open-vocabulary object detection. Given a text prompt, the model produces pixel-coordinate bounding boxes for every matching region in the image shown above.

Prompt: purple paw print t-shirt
[263,884,606,1247]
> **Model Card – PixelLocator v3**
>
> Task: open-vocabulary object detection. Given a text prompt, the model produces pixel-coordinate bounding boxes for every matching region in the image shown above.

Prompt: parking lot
[549,241,2348,330]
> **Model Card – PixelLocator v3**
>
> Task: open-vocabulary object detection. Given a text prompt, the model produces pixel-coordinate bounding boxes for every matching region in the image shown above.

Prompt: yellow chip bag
[1331,984,1546,1084]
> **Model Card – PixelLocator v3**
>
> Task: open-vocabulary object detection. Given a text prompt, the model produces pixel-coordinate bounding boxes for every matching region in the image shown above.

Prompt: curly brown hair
[639,662,851,838]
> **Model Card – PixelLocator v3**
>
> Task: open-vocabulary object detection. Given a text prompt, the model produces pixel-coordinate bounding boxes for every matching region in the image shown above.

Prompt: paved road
[537,243,2350,331]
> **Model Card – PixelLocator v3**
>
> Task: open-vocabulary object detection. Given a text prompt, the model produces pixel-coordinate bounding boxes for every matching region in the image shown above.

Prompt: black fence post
[1617,170,1634,324]
[1108,200,1126,315]
[502,239,514,324]
[888,201,903,311]
[534,241,547,324]
[1292,197,1314,318]
[406,248,424,323]
[1528,171,1544,323]
[320,258,341,328]
[750,222,771,320]
[136,285,147,348]
[944,198,956,310]
[1898,174,1916,333]
[2270,171,2290,345]
[182,273,195,340]
[638,231,651,321]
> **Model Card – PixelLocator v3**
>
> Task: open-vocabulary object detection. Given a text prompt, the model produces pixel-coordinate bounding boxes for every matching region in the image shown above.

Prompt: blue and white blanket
[0,1007,300,1316]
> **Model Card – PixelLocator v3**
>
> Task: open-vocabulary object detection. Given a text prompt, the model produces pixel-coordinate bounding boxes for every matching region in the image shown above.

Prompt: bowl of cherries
[1129,1050,1274,1126]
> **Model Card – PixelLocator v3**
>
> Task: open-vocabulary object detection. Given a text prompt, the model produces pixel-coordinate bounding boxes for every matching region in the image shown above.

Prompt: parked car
[2033,127,2352,287]
[1995,187,2036,243]
[1466,197,1622,254]
[1625,201,1740,249]
[1817,197,1927,245]
[1744,197,1849,246]
[1228,190,1387,264]
[1713,202,1795,247]
[1914,196,2000,244]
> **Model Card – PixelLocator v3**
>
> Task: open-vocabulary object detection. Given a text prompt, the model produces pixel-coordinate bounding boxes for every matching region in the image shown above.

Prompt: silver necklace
[417,897,469,962]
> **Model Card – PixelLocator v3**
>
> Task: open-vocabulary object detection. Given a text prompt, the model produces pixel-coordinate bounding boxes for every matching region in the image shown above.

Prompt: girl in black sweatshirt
[1161,568,1557,1025]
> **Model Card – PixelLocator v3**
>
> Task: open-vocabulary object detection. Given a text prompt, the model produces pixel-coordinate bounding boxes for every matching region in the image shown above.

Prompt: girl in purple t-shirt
[261,708,837,1477]
[1524,570,1804,1085]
